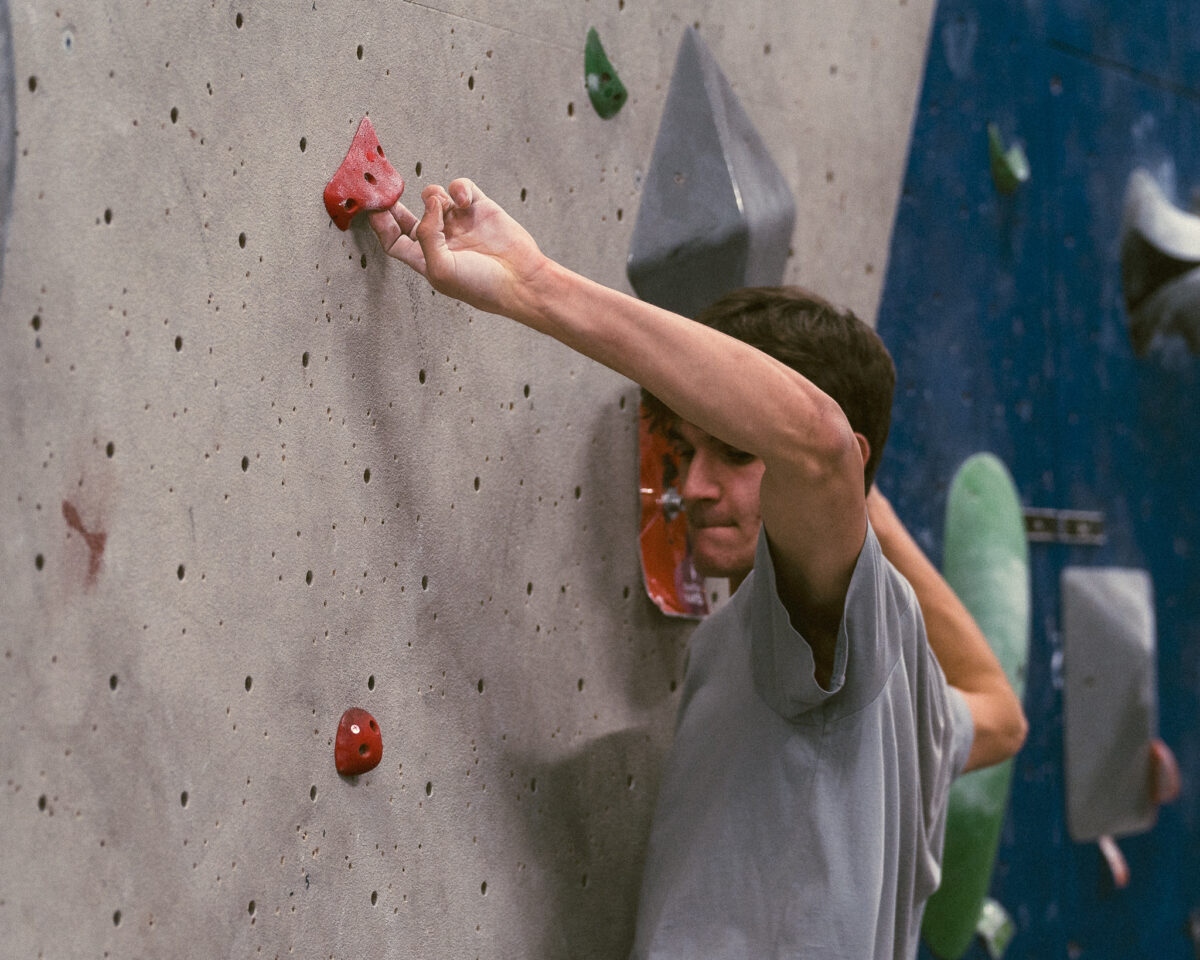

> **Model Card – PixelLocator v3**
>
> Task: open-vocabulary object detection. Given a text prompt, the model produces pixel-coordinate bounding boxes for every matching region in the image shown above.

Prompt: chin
[692,549,753,581]
[690,528,756,581]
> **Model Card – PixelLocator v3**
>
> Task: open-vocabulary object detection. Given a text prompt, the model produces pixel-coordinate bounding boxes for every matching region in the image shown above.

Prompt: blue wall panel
[878,2,1200,957]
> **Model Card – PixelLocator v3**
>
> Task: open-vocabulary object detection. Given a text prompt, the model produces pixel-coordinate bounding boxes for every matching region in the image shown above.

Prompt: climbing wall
[878,0,1200,957]
[0,2,938,956]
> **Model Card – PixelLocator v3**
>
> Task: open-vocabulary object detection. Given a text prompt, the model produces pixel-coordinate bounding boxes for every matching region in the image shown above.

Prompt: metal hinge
[1023,508,1107,546]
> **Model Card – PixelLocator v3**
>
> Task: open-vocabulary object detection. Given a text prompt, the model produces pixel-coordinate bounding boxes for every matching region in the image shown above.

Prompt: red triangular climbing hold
[323,116,405,231]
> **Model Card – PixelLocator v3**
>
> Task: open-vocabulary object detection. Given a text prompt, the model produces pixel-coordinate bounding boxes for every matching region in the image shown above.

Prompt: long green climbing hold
[921,453,1030,959]
[585,27,627,119]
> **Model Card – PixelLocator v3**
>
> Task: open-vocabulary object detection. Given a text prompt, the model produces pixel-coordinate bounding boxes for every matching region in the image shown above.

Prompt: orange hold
[334,707,383,775]
[323,116,405,230]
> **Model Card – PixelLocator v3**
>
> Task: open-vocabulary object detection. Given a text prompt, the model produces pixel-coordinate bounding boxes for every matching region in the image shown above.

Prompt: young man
[369,180,1027,959]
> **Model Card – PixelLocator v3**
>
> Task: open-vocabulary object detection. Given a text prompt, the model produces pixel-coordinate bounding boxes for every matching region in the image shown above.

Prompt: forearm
[522,259,855,470]
[868,489,1028,771]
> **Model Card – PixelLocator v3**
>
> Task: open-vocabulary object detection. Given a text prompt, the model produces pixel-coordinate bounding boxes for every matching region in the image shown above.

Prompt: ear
[853,432,871,470]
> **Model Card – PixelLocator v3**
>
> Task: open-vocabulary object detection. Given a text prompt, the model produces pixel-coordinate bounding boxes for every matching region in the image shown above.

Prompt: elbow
[987,688,1028,764]
[962,688,1029,772]
[777,401,863,491]
[1001,700,1029,760]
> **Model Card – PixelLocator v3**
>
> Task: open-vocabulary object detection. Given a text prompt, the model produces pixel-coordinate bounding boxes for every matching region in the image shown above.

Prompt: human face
[669,420,766,585]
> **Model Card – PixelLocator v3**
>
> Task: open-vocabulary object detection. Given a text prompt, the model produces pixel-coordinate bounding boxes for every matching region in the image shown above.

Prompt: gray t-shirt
[629,521,974,960]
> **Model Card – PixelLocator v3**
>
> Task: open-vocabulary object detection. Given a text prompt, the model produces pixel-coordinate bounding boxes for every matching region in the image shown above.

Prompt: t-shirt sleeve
[911,641,977,902]
[944,684,975,777]
[749,528,847,721]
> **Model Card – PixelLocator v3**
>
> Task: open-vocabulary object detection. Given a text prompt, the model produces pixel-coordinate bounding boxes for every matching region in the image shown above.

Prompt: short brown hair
[643,286,896,491]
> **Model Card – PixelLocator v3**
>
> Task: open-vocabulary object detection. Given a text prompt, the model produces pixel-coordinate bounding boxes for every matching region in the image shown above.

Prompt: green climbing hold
[921,453,1029,960]
[988,123,1030,194]
[976,899,1016,960]
[585,27,627,119]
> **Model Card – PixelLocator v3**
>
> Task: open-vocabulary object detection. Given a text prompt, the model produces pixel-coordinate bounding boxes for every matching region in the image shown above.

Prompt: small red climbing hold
[334,707,383,775]
[323,116,405,230]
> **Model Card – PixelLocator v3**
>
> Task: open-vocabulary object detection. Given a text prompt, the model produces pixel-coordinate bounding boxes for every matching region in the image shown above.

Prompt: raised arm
[370,181,868,634]
[867,486,1028,771]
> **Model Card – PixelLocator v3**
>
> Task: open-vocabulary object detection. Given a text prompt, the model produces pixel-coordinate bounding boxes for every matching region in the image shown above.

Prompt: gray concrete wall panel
[1,2,934,956]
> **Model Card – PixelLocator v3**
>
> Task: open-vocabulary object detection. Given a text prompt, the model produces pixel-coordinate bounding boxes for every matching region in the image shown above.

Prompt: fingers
[366,179,487,285]
[415,185,451,245]
[367,201,427,275]
[367,201,417,249]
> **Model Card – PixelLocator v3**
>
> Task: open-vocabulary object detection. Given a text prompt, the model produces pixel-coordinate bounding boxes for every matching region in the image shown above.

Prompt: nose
[679,448,720,504]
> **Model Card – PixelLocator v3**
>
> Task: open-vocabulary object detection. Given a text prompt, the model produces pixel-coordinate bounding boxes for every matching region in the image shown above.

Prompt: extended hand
[369,179,548,321]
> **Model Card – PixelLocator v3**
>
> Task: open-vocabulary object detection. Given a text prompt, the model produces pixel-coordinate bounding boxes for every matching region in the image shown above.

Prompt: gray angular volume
[1061,566,1159,842]
[627,27,795,318]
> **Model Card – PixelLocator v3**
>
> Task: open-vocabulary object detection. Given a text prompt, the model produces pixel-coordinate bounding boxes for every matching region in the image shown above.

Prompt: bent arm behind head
[867,487,1028,772]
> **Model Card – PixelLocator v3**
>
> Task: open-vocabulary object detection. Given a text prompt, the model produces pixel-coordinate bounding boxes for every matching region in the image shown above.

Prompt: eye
[670,441,694,461]
[721,446,757,466]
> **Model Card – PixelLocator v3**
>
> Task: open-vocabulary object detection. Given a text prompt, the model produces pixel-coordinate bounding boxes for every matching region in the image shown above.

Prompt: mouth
[688,517,736,532]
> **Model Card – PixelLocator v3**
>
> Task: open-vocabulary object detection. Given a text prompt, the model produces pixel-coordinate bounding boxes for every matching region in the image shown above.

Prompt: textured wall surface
[0,2,935,956]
